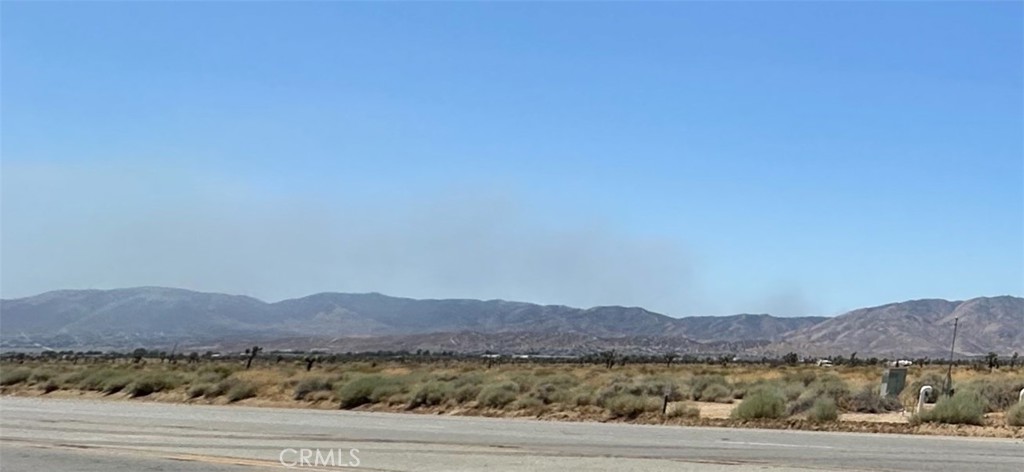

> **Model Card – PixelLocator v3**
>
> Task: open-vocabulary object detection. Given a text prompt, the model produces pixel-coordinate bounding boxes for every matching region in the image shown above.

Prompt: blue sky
[2,2,1021,317]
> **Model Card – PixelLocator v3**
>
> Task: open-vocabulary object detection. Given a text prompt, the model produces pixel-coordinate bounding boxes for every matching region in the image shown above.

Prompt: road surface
[1,396,1020,471]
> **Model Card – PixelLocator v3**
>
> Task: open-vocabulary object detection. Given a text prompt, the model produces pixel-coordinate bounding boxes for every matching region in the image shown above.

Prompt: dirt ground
[690,401,735,419]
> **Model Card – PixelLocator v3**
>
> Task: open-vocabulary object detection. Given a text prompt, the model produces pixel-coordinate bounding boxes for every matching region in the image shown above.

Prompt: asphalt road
[0,396,1021,472]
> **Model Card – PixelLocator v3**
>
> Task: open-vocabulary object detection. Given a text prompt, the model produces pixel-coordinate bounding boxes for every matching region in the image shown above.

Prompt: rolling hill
[777,296,1023,357]
[0,288,1019,356]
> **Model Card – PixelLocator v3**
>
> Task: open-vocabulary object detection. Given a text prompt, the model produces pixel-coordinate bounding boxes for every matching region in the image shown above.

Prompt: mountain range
[0,287,1020,357]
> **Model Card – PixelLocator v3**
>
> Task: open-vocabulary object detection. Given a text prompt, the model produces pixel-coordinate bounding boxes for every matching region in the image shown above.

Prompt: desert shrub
[512,396,546,413]
[383,391,411,406]
[202,378,238,399]
[335,376,380,409]
[595,382,630,405]
[127,372,182,398]
[49,372,72,388]
[187,383,212,399]
[807,398,839,422]
[101,374,134,394]
[960,379,1024,413]
[667,403,701,419]
[431,370,460,382]
[914,391,985,425]
[736,379,794,401]
[476,381,519,408]
[78,369,123,391]
[779,381,805,402]
[57,370,89,388]
[730,381,749,400]
[508,372,539,391]
[806,375,850,404]
[336,375,403,409]
[689,375,729,401]
[594,381,634,404]
[372,380,407,404]
[0,368,32,386]
[346,362,384,374]
[786,391,819,416]
[407,381,453,409]
[530,382,572,405]
[572,387,596,406]
[731,388,785,420]
[786,376,850,416]
[194,372,228,385]
[293,377,333,401]
[533,367,556,377]
[1005,402,1024,427]
[28,369,55,384]
[225,381,257,402]
[701,383,734,403]
[452,372,485,388]
[40,379,60,394]
[453,383,482,403]
[638,377,684,401]
[196,364,237,380]
[847,387,902,413]
[604,393,659,419]
[191,377,253,400]
[782,370,819,387]
[537,373,577,387]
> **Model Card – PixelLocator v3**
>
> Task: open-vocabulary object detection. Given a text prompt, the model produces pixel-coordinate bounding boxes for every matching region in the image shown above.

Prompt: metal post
[942,317,958,396]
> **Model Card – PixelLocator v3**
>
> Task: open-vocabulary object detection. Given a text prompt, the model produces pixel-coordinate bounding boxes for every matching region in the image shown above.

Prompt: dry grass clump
[100,373,135,394]
[1005,402,1024,427]
[601,393,660,419]
[293,377,333,401]
[667,402,700,419]
[476,381,519,408]
[336,375,405,409]
[76,369,124,391]
[786,375,850,416]
[731,388,785,420]
[913,391,985,426]
[688,375,731,402]
[0,368,31,386]
[958,378,1024,413]
[407,380,454,409]
[806,397,839,422]
[511,396,546,414]
[126,372,183,398]
[225,380,258,402]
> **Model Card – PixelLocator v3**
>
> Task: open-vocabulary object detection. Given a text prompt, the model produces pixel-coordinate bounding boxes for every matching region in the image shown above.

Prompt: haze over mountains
[0,288,1020,357]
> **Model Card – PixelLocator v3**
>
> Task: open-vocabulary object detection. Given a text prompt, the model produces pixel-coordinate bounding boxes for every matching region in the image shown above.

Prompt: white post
[1019,388,1023,404]
[917,386,933,414]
